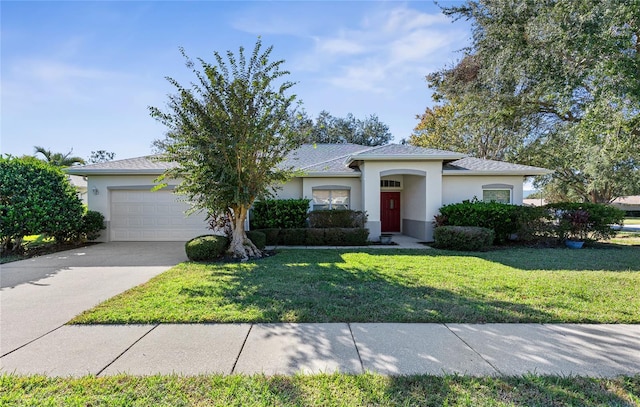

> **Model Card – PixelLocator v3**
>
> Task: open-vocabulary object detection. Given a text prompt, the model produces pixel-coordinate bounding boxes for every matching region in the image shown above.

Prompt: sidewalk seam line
[230,324,253,374]
[0,324,65,358]
[95,324,159,377]
[444,323,503,375]
[348,323,365,373]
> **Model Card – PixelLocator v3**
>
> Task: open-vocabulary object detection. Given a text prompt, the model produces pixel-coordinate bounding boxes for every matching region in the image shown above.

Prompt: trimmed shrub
[255,228,280,245]
[185,235,229,261]
[305,228,325,245]
[324,228,346,245]
[279,228,307,245]
[308,210,367,228]
[545,202,625,241]
[434,226,494,251]
[339,228,369,246]
[438,200,539,244]
[251,199,310,229]
[81,210,106,241]
[246,230,266,250]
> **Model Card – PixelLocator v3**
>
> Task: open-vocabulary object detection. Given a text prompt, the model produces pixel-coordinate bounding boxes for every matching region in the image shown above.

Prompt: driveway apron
[0,242,186,357]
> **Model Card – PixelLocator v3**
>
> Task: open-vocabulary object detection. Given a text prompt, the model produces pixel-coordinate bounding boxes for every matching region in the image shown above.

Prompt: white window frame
[312,186,351,211]
[482,184,513,204]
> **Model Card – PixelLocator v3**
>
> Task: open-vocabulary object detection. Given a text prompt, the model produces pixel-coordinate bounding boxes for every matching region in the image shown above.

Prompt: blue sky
[2,1,470,161]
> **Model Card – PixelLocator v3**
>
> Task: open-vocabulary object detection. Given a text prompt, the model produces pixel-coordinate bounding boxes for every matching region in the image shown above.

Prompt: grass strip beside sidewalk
[2,373,639,407]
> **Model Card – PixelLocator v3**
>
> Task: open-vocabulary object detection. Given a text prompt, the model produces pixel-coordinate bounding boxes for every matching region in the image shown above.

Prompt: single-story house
[66,143,551,242]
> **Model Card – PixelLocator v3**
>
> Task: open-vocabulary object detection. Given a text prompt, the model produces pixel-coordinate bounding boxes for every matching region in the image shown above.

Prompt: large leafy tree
[416,0,640,202]
[294,110,392,146]
[0,156,84,254]
[150,39,303,260]
[33,146,85,167]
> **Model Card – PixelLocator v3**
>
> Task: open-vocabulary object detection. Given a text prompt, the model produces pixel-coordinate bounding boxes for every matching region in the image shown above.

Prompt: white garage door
[110,190,210,241]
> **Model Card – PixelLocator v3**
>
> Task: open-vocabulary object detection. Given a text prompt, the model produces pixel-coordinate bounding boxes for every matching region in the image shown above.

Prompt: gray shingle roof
[350,144,465,160]
[279,143,371,174]
[66,144,551,176]
[66,155,176,175]
[444,157,551,175]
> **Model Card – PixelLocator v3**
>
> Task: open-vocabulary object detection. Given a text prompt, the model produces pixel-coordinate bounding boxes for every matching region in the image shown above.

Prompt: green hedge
[434,226,495,251]
[246,230,266,250]
[251,199,310,229]
[185,235,229,261]
[545,202,624,241]
[308,210,367,228]
[437,200,625,245]
[438,201,537,243]
[253,228,369,246]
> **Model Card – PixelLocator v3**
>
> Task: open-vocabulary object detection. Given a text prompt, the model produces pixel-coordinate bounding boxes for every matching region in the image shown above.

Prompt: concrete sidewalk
[2,323,639,377]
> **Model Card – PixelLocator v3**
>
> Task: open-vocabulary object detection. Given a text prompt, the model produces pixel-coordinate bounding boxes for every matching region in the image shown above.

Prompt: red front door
[381,192,401,232]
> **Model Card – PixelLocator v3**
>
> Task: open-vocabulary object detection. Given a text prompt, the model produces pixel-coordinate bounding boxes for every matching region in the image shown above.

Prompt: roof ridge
[297,145,374,170]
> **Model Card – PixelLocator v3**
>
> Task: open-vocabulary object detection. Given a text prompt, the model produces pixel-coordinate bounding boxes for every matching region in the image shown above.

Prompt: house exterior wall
[301,177,362,211]
[273,177,303,199]
[361,161,442,241]
[442,175,525,206]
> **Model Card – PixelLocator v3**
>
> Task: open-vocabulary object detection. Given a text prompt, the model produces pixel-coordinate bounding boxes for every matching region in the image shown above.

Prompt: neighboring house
[68,174,88,205]
[66,143,551,242]
[610,195,640,214]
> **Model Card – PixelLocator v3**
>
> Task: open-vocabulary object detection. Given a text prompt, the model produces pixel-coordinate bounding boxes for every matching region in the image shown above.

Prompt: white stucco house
[66,143,551,243]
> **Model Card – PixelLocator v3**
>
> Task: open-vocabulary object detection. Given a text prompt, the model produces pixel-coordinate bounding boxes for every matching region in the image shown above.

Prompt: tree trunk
[227,205,261,261]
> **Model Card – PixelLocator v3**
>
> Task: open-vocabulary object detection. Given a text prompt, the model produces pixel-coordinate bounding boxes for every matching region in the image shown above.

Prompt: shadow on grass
[180,249,554,323]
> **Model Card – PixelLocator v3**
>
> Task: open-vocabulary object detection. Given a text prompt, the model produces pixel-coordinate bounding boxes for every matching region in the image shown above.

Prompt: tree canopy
[293,110,392,146]
[150,39,303,260]
[412,0,640,202]
[88,150,116,164]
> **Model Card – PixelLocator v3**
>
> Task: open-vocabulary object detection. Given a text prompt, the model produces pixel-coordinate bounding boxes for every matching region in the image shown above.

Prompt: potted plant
[561,209,590,248]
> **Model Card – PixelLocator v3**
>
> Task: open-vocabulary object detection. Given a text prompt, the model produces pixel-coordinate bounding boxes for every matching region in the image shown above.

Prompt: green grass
[0,235,85,264]
[2,373,638,406]
[609,231,640,246]
[72,246,640,324]
[624,217,640,225]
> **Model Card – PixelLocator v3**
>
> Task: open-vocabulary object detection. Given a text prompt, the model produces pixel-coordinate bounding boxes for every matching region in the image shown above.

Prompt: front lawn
[72,246,640,324]
[2,373,639,406]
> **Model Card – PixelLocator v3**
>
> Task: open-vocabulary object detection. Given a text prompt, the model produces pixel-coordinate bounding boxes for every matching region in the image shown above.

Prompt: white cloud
[292,5,467,94]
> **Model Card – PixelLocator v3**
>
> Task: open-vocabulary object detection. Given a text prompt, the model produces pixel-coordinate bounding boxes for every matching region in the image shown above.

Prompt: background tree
[416,0,640,202]
[0,156,84,254]
[33,146,85,167]
[294,110,392,146]
[150,39,303,260]
[88,150,116,164]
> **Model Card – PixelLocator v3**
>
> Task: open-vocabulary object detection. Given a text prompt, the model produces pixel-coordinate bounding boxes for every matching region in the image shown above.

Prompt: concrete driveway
[0,242,187,357]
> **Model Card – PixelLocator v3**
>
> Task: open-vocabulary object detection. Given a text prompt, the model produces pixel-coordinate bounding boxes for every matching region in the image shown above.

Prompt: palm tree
[33,146,85,167]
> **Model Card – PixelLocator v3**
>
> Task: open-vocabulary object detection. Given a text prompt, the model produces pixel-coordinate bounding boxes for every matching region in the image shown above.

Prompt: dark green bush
[308,210,367,228]
[438,200,541,244]
[81,210,106,241]
[185,235,229,261]
[252,228,369,246]
[434,226,495,251]
[255,228,280,245]
[246,230,266,250]
[338,228,369,245]
[251,199,310,229]
[1,156,84,253]
[279,228,307,245]
[323,228,346,245]
[305,228,325,245]
[545,202,625,241]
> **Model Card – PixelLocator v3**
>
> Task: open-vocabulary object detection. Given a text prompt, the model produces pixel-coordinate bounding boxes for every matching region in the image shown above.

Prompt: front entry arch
[381,192,401,232]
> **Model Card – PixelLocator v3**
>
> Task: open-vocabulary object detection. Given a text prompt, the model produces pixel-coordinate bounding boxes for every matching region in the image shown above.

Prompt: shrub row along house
[67,143,551,242]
